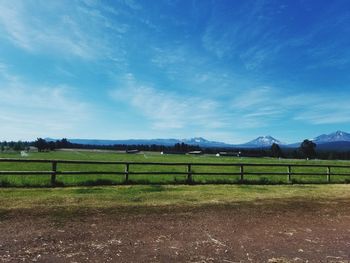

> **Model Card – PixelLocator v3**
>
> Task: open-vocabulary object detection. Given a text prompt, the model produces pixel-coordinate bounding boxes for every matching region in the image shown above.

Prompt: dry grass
[1,184,350,211]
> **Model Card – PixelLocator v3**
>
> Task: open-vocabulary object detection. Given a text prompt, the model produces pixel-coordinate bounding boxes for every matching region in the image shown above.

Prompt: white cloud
[150,45,208,83]
[226,86,285,128]
[0,0,123,60]
[292,98,350,125]
[110,74,224,130]
[231,86,350,126]
[200,0,350,71]
[0,63,92,140]
[150,45,238,98]
[110,75,350,136]
[232,86,274,109]
[201,0,279,67]
[122,0,142,10]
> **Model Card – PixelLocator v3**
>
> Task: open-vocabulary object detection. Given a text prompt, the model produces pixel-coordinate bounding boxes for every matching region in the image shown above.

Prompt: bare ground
[1,199,350,262]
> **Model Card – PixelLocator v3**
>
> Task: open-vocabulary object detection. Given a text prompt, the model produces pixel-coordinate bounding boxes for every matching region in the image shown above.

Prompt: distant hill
[45,137,233,148]
[316,141,350,151]
[68,138,179,146]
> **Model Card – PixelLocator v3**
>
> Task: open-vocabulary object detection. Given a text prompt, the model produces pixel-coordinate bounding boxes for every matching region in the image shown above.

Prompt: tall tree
[270,143,283,158]
[33,138,48,152]
[300,139,316,159]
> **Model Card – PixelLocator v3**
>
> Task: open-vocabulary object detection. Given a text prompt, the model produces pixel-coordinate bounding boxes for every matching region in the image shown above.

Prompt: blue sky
[0,0,350,143]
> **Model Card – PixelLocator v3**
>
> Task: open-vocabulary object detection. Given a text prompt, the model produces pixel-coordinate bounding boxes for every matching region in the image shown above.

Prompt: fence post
[51,161,57,186]
[327,166,331,183]
[240,164,244,182]
[125,163,129,183]
[287,165,292,183]
[187,164,192,184]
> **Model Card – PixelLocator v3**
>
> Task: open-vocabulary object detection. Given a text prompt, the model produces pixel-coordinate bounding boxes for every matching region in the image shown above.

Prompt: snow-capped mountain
[286,131,350,150]
[242,136,283,147]
[313,131,350,144]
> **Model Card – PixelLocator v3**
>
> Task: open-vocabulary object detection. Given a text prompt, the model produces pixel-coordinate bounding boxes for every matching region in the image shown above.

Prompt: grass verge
[1,184,350,212]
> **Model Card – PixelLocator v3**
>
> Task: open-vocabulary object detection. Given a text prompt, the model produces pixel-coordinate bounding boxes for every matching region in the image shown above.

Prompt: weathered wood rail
[1,158,350,185]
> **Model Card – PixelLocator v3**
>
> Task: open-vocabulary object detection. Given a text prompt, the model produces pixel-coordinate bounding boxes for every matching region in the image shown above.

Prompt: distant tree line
[30,138,201,153]
[200,140,318,159]
[3,138,350,160]
[0,141,31,152]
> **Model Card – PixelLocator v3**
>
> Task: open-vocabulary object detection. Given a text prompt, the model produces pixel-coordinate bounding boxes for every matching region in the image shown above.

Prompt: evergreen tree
[300,139,316,159]
[270,143,283,158]
[34,138,48,152]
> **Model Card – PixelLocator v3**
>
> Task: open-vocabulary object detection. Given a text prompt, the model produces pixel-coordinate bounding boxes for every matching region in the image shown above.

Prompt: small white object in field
[216,153,220,157]
[20,151,28,157]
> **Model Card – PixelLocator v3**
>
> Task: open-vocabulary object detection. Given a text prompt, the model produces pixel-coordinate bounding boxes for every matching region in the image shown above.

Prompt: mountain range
[311,131,350,151]
[46,131,350,150]
[313,131,350,144]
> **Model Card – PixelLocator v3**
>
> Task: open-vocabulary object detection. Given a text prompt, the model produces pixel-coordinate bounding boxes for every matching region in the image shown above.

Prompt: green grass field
[1,150,350,187]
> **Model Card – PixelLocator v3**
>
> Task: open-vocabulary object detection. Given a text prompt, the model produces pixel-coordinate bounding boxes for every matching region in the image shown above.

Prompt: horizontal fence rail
[1,158,350,186]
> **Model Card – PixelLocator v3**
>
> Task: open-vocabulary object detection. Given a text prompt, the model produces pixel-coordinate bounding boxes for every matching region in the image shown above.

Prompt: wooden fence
[1,158,350,185]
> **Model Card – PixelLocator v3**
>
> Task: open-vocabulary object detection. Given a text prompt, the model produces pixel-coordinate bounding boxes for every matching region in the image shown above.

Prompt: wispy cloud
[292,97,350,125]
[232,86,275,109]
[0,0,124,61]
[110,74,224,130]
[150,45,208,81]
[110,73,350,138]
[231,86,350,126]
[201,0,350,72]
[201,0,285,69]
[0,62,92,140]
[121,0,142,10]
[150,44,238,97]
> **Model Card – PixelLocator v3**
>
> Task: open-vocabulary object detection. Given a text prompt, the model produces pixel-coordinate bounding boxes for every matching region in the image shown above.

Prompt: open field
[1,185,350,262]
[1,150,350,186]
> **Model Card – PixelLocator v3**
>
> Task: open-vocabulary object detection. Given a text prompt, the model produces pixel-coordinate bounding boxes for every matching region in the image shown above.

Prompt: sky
[0,0,350,144]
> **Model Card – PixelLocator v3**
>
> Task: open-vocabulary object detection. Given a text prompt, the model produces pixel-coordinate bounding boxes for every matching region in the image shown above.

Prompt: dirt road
[1,199,350,262]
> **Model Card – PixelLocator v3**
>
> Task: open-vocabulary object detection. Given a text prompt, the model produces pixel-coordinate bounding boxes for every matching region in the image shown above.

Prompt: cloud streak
[0,62,92,140]
[110,74,226,130]
[0,0,124,61]
[110,73,350,139]
[231,87,350,126]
